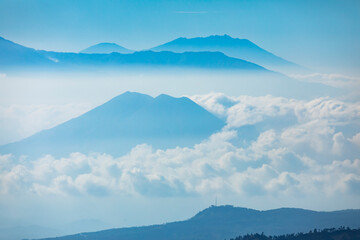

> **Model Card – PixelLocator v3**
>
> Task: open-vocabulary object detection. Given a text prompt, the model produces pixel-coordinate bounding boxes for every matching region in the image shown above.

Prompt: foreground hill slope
[35,205,360,240]
[0,92,225,158]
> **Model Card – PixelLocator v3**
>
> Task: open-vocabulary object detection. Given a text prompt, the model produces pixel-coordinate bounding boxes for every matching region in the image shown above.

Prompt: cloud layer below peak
[1,93,359,210]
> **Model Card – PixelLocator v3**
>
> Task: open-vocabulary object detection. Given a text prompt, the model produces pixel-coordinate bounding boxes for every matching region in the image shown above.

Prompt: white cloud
[332,132,345,155]
[0,93,359,207]
[189,93,297,128]
[190,94,360,128]
[295,97,360,122]
[348,132,360,147]
[0,129,359,199]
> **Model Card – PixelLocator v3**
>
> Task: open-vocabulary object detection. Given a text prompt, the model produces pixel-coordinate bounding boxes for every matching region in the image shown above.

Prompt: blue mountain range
[0,36,52,65]
[151,35,305,73]
[0,35,337,99]
[0,36,267,71]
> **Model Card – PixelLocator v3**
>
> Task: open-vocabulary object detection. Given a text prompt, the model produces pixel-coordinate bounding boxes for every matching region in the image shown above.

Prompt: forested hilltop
[33,206,360,240]
[230,227,360,240]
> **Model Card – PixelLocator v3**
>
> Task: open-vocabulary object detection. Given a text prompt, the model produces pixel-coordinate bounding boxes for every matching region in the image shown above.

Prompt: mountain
[151,35,304,73]
[0,36,52,66]
[34,205,360,240]
[0,35,307,73]
[0,92,225,158]
[80,43,133,54]
[0,36,268,71]
[42,50,267,71]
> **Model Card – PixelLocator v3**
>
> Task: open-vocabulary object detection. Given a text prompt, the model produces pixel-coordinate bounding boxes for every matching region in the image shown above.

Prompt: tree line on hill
[229,227,360,240]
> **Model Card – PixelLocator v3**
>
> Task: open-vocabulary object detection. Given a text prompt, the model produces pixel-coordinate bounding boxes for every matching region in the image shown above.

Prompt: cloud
[189,93,298,128]
[0,93,359,205]
[348,132,360,147]
[0,131,358,199]
[190,93,360,124]
[332,132,345,155]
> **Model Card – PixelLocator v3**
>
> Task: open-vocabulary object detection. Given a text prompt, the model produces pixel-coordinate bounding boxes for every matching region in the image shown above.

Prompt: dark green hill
[231,227,360,240]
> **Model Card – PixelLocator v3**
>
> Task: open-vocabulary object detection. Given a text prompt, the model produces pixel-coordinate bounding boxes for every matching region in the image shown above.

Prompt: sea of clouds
[0,93,359,202]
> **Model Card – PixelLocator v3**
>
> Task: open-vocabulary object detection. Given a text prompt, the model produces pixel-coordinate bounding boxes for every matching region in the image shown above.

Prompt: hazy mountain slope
[151,35,304,72]
[0,92,225,158]
[36,205,360,240]
[80,43,134,54]
[43,50,268,70]
[0,36,52,65]
[0,36,268,71]
[0,36,337,99]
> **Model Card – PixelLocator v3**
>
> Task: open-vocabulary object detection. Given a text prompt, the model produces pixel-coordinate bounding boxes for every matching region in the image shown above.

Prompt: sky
[0,0,360,238]
[0,0,360,74]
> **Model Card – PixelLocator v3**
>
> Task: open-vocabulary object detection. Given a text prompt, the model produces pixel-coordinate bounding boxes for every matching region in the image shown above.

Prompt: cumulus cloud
[190,93,297,128]
[348,132,360,147]
[190,93,360,127]
[0,132,358,199]
[0,93,359,203]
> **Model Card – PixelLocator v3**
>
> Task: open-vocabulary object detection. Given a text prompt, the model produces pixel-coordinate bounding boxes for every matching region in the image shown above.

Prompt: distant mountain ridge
[0,36,53,65]
[35,205,360,240]
[80,42,134,54]
[43,50,267,70]
[0,36,268,71]
[0,92,225,158]
[151,35,304,73]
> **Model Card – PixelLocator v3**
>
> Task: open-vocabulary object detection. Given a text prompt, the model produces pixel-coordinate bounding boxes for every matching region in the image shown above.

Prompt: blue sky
[0,0,360,73]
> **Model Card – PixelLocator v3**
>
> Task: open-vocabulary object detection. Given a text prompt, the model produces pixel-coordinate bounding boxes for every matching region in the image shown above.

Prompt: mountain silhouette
[80,43,134,54]
[0,36,52,65]
[34,205,360,240]
[42,50,267,70]
[151,35,304,73]
[0,36,268,71]
[0,92,225,158]
[0,36,336,99]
